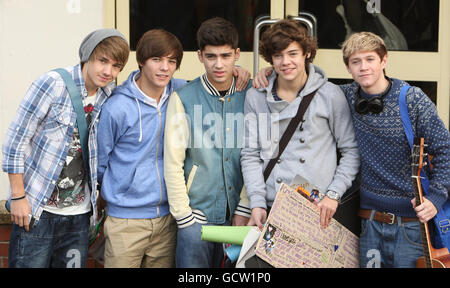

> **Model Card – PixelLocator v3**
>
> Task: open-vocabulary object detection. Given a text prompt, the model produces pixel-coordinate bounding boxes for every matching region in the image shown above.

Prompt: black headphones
[355,77,392,114]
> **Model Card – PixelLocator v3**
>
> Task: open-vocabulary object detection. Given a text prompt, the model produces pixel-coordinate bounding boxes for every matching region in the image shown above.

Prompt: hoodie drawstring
[135,98,143,142]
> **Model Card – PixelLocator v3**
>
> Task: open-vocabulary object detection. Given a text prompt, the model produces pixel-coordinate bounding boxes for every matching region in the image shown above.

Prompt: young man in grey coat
[240,19,360,230]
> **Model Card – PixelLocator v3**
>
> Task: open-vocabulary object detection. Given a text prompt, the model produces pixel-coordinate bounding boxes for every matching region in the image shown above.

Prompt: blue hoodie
[97,70,186,219]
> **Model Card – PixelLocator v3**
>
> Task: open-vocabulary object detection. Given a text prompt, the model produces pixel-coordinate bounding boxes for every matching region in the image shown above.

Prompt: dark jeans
[176,222,228,268]
[8,211,90,268]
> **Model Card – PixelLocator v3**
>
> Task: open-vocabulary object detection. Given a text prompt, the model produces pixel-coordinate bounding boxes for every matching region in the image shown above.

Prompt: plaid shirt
[2,64,113,223]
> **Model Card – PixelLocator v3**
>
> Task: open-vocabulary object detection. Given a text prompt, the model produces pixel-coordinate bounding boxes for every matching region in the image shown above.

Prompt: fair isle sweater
[341,78,449,217]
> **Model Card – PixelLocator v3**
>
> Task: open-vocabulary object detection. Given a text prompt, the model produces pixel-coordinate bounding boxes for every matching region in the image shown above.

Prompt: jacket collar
[200,73,236,97]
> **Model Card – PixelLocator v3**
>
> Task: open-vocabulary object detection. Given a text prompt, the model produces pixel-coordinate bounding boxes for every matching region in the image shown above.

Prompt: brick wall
[0,200,103,268]
[0,225,10,268]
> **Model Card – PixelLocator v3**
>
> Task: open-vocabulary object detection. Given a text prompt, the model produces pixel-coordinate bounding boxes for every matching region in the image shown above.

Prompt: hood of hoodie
[114,70,179,105]
[259,63,328,114]
[113,70,185,142]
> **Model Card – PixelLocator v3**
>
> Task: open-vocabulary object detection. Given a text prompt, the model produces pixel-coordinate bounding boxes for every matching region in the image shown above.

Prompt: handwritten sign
[255,183,359,268]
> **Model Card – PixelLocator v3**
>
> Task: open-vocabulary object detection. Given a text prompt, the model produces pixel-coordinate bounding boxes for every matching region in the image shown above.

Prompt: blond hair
[341,32,387,66]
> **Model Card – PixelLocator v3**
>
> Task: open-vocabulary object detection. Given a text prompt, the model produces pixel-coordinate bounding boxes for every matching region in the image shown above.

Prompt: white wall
[0,0,104,200]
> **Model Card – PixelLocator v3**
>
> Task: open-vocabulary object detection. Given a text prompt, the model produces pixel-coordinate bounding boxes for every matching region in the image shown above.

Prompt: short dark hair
[259,19,317,67]
[196,17,239,51]
[136,29,183,69]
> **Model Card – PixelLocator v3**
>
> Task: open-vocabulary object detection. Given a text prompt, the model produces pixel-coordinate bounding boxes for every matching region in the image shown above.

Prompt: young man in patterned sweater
[340,32,449,268]
[253,31,449,268]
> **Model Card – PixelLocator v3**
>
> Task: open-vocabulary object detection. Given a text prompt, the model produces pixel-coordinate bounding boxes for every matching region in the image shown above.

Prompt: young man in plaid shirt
[2,29,129,268]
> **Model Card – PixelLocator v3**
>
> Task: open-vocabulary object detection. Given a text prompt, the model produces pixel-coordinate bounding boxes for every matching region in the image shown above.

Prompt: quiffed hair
[136,29,183,69]
[259,19,317,66]
[196,17,239,51]
[341,32,387,66]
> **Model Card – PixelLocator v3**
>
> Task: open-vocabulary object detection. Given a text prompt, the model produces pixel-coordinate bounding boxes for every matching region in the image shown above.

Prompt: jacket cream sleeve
[164,91,193,227]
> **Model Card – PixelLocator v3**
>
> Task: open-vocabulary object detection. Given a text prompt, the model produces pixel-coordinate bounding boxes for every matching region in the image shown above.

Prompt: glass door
[108,0,449,127]
[112,0,274,83]
[290,0,449,127]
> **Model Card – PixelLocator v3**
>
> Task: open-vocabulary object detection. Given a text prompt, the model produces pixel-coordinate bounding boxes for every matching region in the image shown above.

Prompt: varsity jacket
[164,74,252,228]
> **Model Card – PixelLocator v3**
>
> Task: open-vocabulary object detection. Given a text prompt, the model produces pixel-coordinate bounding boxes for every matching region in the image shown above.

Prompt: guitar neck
[412,137,433,268]
[413,177,433,268]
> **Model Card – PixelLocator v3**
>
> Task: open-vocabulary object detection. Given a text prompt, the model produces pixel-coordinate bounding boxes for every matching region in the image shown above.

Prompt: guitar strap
[53,68,90,176]
[399,84,450,250]
[263,90,317,182]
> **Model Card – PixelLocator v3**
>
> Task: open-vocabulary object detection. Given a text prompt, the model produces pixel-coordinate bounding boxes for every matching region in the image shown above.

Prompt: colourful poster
[255,183,359,268]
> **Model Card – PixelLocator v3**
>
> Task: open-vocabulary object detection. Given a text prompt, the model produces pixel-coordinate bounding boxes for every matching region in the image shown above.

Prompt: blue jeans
[176,222,226,268]
[359,212,424,268]
[8,211,90,268]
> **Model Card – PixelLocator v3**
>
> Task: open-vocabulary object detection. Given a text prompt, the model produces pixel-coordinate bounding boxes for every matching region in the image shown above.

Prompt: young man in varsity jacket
[163,17,252,268]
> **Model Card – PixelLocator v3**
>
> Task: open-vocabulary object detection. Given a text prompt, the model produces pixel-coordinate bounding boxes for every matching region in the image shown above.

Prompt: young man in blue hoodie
[97,28,250,268]
[97,29,185,268]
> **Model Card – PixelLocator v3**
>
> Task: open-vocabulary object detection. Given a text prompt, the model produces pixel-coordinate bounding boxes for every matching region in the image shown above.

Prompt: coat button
[276,178,282,184]
[277,159,281,164]
[300,158,305,163]
[300,138,305,143]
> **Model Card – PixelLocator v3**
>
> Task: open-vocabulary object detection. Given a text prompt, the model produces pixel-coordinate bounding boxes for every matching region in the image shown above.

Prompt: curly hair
[259,19,317,66]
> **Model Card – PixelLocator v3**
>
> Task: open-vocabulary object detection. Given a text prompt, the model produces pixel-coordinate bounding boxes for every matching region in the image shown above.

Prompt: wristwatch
[326,190,341,202]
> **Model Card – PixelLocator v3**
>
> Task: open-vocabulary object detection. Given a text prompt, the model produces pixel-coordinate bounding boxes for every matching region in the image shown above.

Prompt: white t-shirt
[43,93,97,215]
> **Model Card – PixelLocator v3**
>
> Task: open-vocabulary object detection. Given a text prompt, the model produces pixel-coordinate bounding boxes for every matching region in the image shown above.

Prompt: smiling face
[138,53,178,91]
[198,44,240,91]
[346,50,388,94]
[83,54,124,95]
[272,41,309,84]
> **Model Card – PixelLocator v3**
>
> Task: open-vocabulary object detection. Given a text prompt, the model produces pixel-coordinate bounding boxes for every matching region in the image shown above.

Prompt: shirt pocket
[42,105,72,141]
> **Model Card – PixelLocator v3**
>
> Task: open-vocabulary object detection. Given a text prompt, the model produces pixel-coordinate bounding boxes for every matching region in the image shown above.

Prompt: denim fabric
[8,211,90,268]
[176,222,226,268]
[359,213,424,268]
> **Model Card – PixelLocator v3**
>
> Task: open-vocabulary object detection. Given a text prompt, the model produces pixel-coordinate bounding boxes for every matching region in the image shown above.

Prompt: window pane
[329,78,437,104]
[129,0,270,51]
[299,0,439,51]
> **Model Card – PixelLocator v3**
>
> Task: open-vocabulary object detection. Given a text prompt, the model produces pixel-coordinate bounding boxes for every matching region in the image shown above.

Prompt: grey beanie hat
[79,28,127,63]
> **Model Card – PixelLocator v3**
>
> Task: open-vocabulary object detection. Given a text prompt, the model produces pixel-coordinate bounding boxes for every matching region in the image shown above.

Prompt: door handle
[253,15,279,76]
[252,15,316,76]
